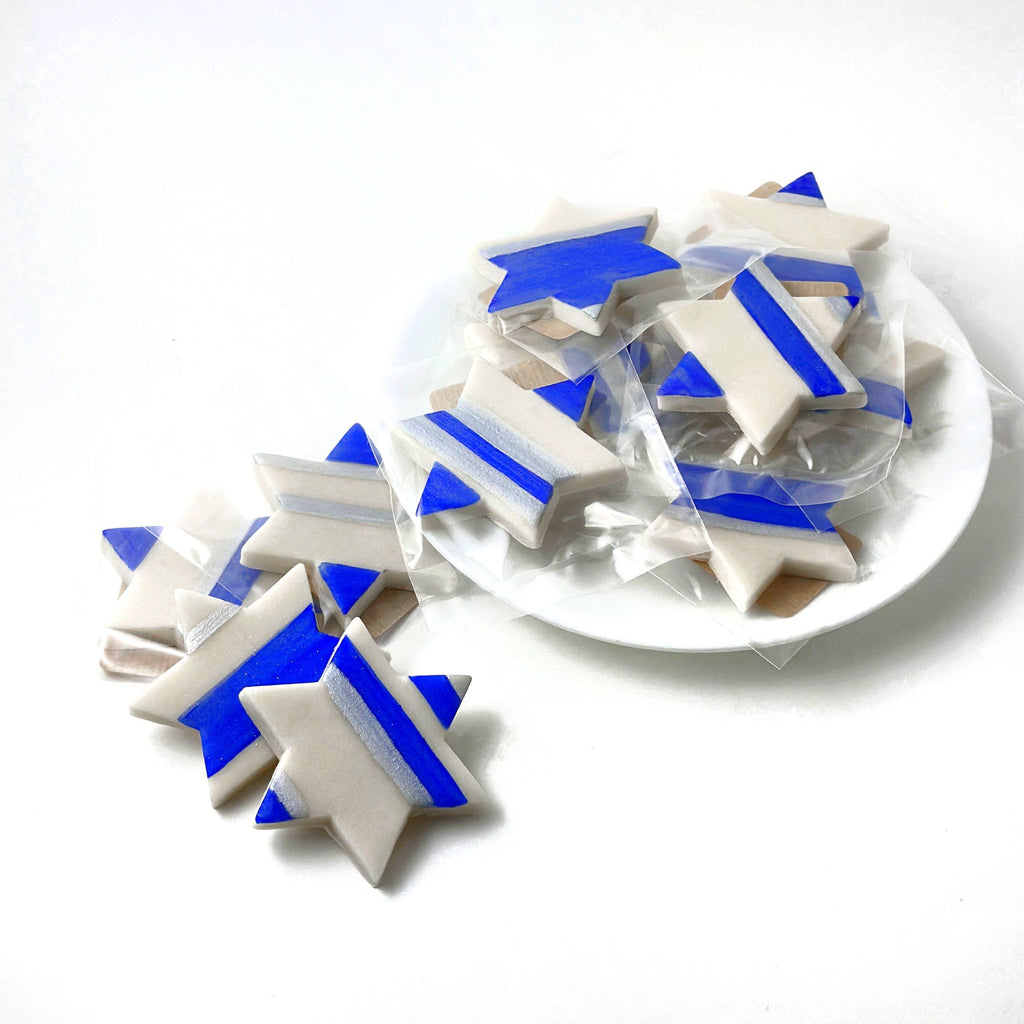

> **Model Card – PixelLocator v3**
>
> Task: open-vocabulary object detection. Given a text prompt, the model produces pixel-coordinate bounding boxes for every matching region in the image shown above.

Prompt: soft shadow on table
[520,453,1024,707]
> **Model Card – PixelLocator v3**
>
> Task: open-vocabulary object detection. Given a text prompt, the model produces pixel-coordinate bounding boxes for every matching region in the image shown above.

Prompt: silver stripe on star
[277,494,396,525]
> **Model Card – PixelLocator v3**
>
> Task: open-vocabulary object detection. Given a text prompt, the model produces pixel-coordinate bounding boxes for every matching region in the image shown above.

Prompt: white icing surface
[240,619,483,885]
[709,190,890,250]
[130,566,322,805]
[656,279,865,455]
[705,525,858,613]
[393,358,625,548]
[475,202,681,337]
[104,489,265,646]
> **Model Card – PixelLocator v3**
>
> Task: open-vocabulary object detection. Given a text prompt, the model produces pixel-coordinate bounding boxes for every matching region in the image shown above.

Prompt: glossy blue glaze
[424,411,553,505]
[676,462,846,507]
[410,674,463,729]
[331,637,466,808]
[675,462,842,532]
[318,563,382,615]
[659,352,724,399]
[102,526,162,571]
[326,423,380,466]
[485,225,679,314]
[416,462,480,516]
[690,491,837,532]
[731,268,846,398]
[178,605,338,779]
[776,172,825,202]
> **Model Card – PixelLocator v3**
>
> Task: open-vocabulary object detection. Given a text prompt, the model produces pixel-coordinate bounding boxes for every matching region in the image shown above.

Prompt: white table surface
[4,2,1024,1021]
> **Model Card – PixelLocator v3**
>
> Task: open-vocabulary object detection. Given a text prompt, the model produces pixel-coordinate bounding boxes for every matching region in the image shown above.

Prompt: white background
[4,2,1024,1021]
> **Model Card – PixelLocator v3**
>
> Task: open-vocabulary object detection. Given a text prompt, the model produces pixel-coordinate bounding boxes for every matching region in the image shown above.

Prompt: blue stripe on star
[409,675,463,729]
[690,492,837,532]
[730,267,846,398]
[861,377,911,426]
[208,517,268,604]
[424,410,554,505]
[178,604,339,779]
[674,463,843,533]
[676,463,846,507]
[484,225,680,314]
[330,636,467,808]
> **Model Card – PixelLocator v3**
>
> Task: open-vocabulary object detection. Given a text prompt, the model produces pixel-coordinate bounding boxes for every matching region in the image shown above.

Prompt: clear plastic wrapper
[405,176,1023,667]
[98,485,283,677]
[98,470,424,675]
[640,244,908,501]
[458,200,698,380]
[375,333,707,634]
[99,174,1024,673]
[639,183,1024,667]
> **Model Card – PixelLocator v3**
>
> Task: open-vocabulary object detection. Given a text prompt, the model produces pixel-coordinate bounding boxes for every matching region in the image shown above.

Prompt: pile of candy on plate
[101,173,976,883]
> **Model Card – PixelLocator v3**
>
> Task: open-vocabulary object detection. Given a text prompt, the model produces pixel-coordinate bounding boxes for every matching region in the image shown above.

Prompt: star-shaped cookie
[709,172,889,251]
[240,618,483,885]
[393,358,624,548]
[102,488,274,647]
[477,202,681,337]
[667,463,857,612]
[240,424,413,628]
[656,259,866,454]
[130,566,339,805]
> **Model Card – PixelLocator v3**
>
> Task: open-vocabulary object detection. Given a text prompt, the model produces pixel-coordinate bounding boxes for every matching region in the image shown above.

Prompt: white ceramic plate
[398,270,992,653]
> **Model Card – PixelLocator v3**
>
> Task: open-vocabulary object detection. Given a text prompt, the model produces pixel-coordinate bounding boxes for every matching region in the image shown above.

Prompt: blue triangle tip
[255,788,293,824]
[779,171,825,202]
[416,464,480,517]
[534,375,594,423]
[102,525,163,572]
[326,424,380,466]
[658,352,723,399]
[317,562,383,616]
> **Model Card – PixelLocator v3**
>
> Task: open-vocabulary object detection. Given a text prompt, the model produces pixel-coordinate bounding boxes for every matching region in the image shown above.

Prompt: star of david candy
[130,566,339,806]
[393,358,625,548]
[665,463,858,612]
[476,204,681,337]
[709,172,889,251]
[239,424,413,628]
[102,488,275,648]
[656,259,867,455]
[240,618,482,885]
